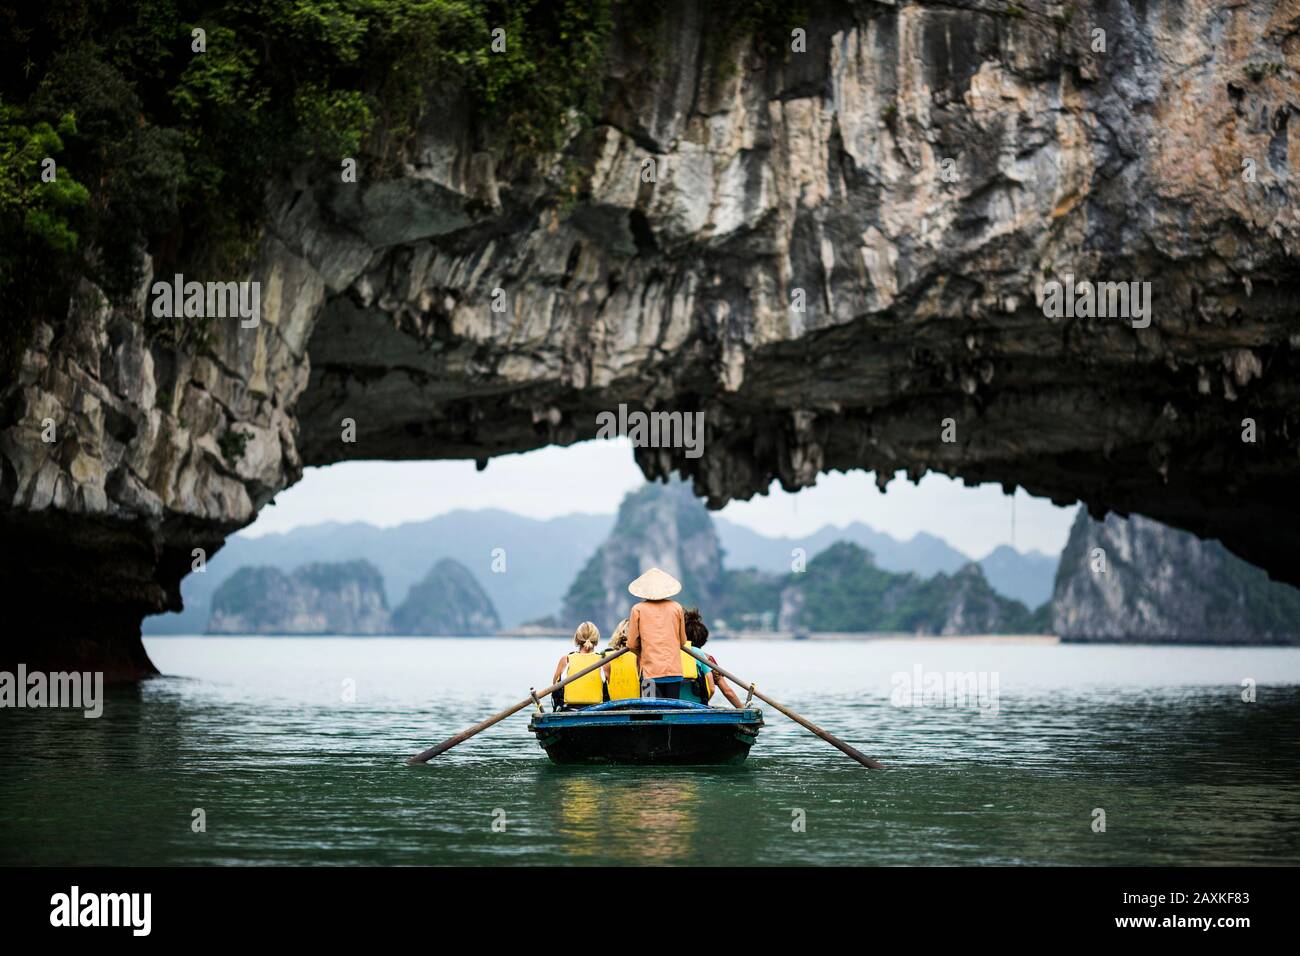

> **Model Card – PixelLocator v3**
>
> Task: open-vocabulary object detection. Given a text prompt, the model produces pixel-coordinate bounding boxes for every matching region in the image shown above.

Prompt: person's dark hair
[684,607,709,647]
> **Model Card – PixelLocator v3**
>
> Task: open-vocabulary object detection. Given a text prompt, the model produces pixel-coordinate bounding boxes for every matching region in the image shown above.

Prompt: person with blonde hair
[550,622,605,710]
[602,618,641,701]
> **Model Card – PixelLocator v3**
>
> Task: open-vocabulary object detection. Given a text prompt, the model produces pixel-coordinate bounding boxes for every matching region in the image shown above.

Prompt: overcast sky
[242,438,1078,558]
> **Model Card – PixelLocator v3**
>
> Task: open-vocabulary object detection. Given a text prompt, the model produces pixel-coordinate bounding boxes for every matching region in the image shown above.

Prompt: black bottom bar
[0,866,1286,942]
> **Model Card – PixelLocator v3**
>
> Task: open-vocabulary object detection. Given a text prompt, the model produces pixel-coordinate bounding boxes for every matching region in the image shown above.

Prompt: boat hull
[528,699,763,765]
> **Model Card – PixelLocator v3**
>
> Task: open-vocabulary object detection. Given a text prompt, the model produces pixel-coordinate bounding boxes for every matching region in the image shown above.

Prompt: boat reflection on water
[553,772,702,864]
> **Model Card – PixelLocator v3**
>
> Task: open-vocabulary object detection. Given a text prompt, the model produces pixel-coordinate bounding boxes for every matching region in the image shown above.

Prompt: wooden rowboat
[528,698,764,765]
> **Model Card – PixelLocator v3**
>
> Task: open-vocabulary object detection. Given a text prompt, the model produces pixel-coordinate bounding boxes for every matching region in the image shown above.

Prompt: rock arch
[3,0,1298,677]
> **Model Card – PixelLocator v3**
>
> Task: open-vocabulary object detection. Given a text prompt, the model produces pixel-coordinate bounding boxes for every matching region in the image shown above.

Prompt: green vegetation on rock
[2,2,616,333]
[1,0,814,374]
[779,541,1042,634]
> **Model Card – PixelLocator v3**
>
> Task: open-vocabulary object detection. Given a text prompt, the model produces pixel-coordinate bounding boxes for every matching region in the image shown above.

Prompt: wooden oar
[406,647,629,765]
[686,647,884,770]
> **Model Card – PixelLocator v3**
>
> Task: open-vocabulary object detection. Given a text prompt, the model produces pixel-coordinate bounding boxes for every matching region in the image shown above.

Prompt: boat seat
[581,698,711,713]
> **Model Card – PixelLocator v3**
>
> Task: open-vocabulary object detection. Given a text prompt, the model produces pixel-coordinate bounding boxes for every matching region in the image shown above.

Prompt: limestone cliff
[1053,509,1300,644]
[389,558,501,636]
[562,478,723,635]
[207,561,389,635]
[3,1,1298,676]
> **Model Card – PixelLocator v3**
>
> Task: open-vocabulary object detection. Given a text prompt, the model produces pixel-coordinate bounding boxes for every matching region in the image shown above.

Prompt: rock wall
[1053,509,1300,644]
[3,1,1298,676]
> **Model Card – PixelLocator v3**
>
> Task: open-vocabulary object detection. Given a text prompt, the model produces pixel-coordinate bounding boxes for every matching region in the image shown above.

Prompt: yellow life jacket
[680,643,699,679]
[605,650,640,700]
[681,642,716,700]
[564,652,604,705]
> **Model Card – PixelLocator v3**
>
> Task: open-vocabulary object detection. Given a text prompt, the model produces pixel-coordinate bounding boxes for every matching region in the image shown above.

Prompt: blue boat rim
[530,698,763,728]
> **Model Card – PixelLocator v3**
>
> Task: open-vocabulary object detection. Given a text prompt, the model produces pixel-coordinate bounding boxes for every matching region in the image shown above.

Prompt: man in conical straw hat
[625,568,689,699]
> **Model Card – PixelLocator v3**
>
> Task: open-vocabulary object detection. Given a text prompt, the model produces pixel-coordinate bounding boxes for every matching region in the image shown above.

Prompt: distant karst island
[208,557,499,636]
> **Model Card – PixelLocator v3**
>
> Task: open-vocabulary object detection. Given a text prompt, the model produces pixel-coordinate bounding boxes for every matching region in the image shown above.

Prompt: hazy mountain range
[559,480,1045,637]
[145,503,1058,633]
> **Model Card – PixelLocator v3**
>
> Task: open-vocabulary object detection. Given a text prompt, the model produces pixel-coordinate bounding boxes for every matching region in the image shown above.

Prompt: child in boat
[682,608,743,708]
[602,619,641,701]
[551,622,606,710]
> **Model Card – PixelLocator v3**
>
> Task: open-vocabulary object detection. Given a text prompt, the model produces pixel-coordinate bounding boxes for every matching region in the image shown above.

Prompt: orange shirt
[626,600,687,679]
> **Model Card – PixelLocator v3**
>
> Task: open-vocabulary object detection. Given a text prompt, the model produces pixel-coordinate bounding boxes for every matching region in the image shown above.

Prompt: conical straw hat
[628,567,682,600]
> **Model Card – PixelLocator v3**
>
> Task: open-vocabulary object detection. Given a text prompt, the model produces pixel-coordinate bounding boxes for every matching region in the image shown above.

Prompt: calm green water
[3,637,1299,866]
